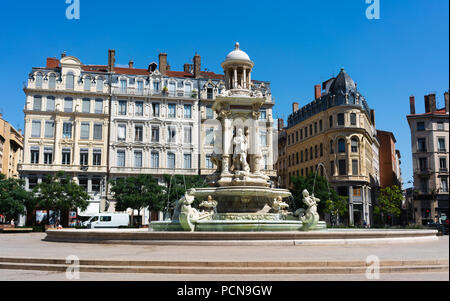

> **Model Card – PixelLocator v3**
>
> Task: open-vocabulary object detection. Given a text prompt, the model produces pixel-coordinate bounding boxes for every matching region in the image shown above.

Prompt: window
[31,121,41,138]
[300,130,303,140]
[437,122,444,131]
[95,99,103,114]
[184,154,192,169]
[78,177,88,191]
[304,127,308,138]
[441,178,448,193]
[417,138,426,152]
[35,73,43,88]
[134,151,142,168]
[44,121,54,138]
[309,124,312,136]
[320,143,323,157]
[207,87,213,99]
[338,139,346,153]
[300,151,303,163]
[33,96,42,111]
[439,158,447,170]
[135,102,143,116]
[64,97,73,112]
[352,160,358,175]
[151,151,159,168]
[153,81,160,92]
[120,79,127,93]
[296,131,298,142]
[80,149,89,166]
[118,101,127,115]
[319,120,323,131]
[84,76,91,91]
[80,122,90,139]
[330,160,335,176]
[337,113,345,126]
[260,109,267,120]
[420,178,428,193]
[151,126,159,142]
[184,126,192,144]
[184,83,192,95]
[419,158,427,171]
[93,124,102,140]
[44,147,53,164]
[117,124,126,141]
[417,122,425,131]
[30,147,39,164]
[206,128,214,146]
[93,149,101,166]
[168,82,176,96]
[314,145,318,158]
[62,148,71,165]
[314,122,317,134]
[137,80,144,94]
[152,103,160,117]
[296,152,299,165]
[135,125,143,142]
[351,138,358,152]
[184,104,192,119]
[28,176,38,190]
[338,159,346,175]
[167,152,175,169]
[92,178,101,193]
[305,149,308,162]
[168,103,176,118]
[117,150,125,167]
[330,140,334,154]
[206,155,214,169]
[260,130,267,146]
[206,105,213,119]
[353,187,361,197]
[168,127,176,143]
[46,96,55,111]
[49,74,56,89]
[438,138,446,152]
[66,72,74,90]
[350,113,356,125]
[96,77,103,92]
[81,98,90,113]
[310,147,313,160]
[329,115,333,128]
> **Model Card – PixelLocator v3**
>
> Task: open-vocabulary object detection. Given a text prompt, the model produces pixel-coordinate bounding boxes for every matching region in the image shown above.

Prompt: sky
[0,0,448,188]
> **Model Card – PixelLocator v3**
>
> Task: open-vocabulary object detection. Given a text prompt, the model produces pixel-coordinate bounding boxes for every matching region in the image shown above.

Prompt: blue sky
[0,0,448,187]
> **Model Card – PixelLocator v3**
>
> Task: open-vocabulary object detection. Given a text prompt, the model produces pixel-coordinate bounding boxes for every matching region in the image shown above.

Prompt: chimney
[444,91,449,113]
[193,53,201,79]
[424,93,436,113]
[370,109,375,126]
[61,51,66,58]
[184,64,191,73]
[108,49,115,73]
[46,58,60,68]
[278,118,284,130]
[128,60,134,69]
[158,53,167,75]
[314,84,321,99]
[292,102,299,113]
[409,95,416,115]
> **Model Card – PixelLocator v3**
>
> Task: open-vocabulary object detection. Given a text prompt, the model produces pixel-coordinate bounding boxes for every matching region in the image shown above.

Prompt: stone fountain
[150,43,326,232]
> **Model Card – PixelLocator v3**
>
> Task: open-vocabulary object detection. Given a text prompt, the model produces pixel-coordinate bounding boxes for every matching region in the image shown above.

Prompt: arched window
[35,73,43,88]
[66,72,74,90]
[338,138,346,153]
[48,74,56,89]
[351,138,358,152]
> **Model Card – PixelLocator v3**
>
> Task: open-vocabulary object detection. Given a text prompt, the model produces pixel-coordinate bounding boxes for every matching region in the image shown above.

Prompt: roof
[225,42,251,62]
[328,68,356,95]
[407,108,448,118]
[376,129,397,143]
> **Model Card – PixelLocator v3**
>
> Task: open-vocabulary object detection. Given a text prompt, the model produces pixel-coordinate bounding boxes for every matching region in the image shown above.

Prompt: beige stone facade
[0,115,23,179]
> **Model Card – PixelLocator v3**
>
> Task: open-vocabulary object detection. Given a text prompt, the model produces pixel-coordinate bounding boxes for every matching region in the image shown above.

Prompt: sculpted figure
[272,196,289,213]
[178,188,200,232]
[299,189,320,229]
[233,128,250,172]
[199,195,218,215]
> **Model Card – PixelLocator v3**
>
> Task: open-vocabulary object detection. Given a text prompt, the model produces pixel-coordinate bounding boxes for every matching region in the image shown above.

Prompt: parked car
[424,221,445,235]
[83,213,129,229]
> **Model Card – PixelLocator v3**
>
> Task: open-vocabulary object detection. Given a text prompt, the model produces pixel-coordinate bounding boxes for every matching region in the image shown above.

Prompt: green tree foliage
[162,175,207,211]
[33,171,90,224]
[374,185,404,225]
[110,174,165,225]
[0,174,32,222]
[290,173,338,216]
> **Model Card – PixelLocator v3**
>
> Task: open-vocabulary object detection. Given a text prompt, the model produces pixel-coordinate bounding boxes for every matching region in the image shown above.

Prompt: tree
[374,185,403,226]
[110,174,165,226]
[33,171,90,226]
[324,196,348,226]
[162,174,207,214]
[0,174,32,223]
[290,173,338,216]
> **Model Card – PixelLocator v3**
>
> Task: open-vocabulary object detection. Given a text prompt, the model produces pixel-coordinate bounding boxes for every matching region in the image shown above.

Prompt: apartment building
[0,114,23,179]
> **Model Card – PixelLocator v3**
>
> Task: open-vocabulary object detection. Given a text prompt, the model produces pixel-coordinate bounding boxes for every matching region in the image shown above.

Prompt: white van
[84,213,129,229]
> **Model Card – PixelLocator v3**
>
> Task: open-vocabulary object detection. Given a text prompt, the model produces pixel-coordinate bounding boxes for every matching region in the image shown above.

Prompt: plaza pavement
[0,233,448,281]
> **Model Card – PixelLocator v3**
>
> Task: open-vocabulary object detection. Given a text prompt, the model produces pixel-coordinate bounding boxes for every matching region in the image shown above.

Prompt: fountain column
[222,117,232,174]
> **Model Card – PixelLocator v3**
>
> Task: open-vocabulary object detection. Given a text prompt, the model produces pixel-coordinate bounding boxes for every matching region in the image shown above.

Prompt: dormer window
[84,76,91,91]
[49,74,56,89]
[35,73,43,88]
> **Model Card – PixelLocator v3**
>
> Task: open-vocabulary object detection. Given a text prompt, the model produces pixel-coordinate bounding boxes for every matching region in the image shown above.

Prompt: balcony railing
[112,87,196,98]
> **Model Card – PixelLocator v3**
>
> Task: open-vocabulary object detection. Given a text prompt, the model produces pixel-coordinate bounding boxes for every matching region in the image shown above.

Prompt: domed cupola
[221,42,254,91]
[328,68,357,95]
